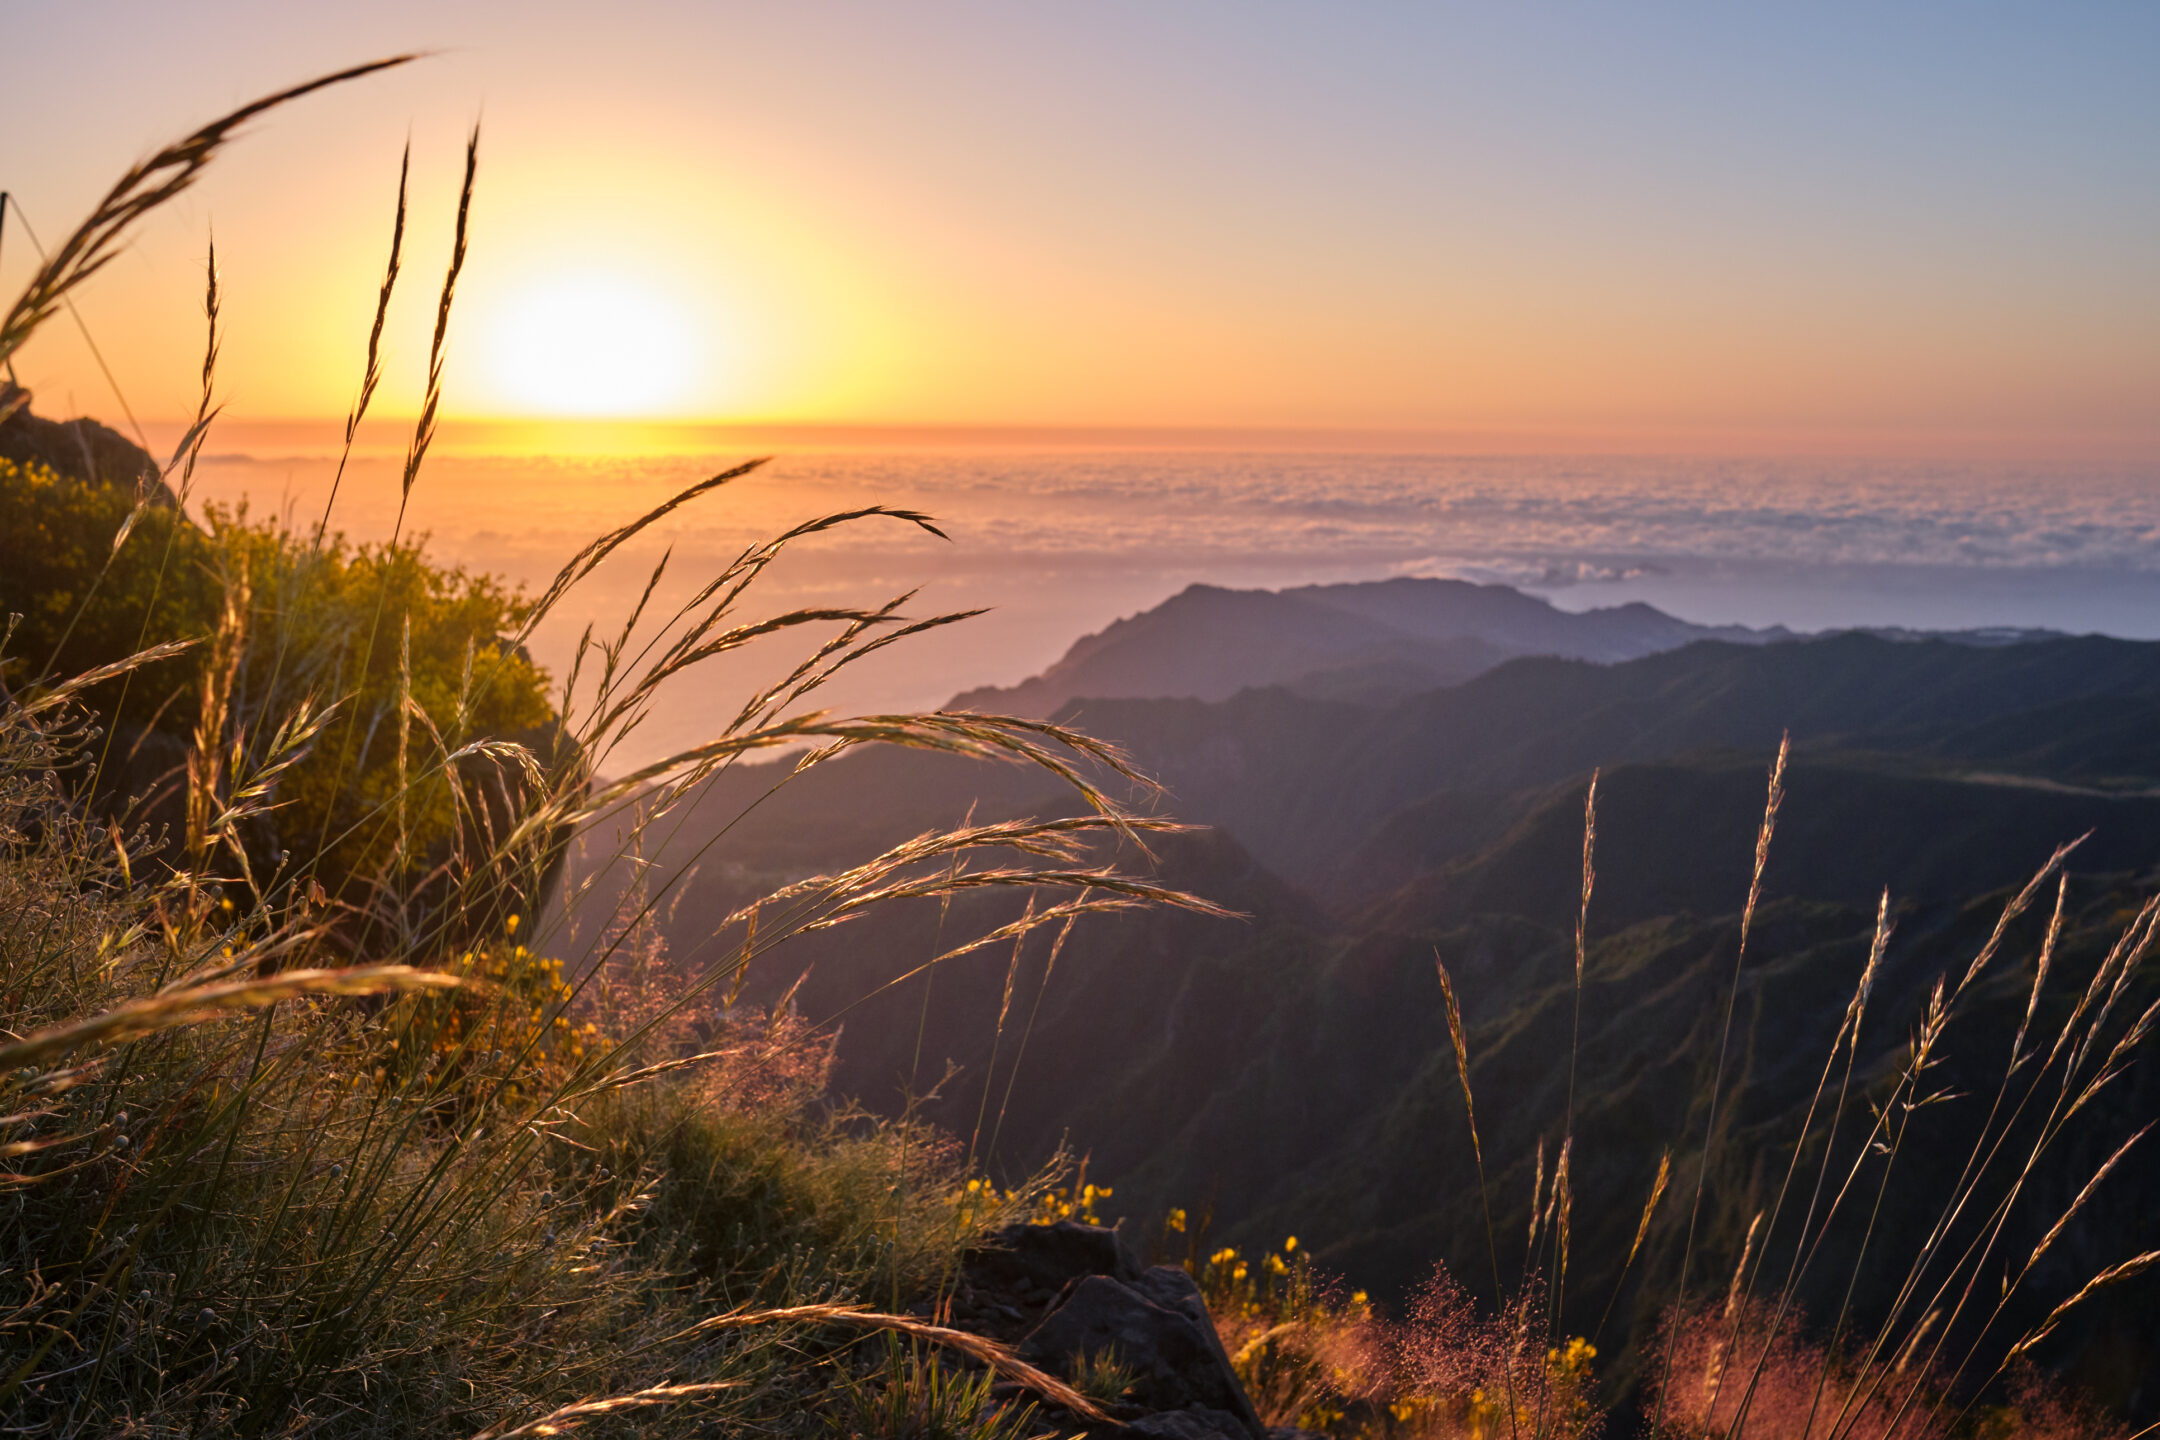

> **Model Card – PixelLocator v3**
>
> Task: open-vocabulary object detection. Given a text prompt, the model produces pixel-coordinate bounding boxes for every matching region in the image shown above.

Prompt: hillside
[570,627,2160,1416]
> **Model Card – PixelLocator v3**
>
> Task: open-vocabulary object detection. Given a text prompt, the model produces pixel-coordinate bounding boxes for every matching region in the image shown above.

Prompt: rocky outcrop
[0,383,172,502]
[944,1220,1311,1440]
[1022,1268,1268,1438]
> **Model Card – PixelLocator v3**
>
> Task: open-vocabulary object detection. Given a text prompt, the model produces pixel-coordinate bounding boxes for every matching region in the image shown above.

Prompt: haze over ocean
[181,434,2160,767]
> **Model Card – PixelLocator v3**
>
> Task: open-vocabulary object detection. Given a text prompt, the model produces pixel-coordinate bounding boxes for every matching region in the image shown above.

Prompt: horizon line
[94,413,2160,464]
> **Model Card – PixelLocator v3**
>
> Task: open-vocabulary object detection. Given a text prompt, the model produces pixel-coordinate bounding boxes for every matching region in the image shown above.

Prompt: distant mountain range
[564,579,2158,1417]
[950,577,1790,713]
[946,576,2069,718]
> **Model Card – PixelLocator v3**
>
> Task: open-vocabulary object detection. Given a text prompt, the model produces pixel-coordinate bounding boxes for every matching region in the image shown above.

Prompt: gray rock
[1020,1268,1267,1440]
[965,1219,1143,1300]
[1127,1408,1255,1439]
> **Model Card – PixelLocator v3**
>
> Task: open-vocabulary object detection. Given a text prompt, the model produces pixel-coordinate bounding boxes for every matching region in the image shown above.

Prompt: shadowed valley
[574,585,2160,1412]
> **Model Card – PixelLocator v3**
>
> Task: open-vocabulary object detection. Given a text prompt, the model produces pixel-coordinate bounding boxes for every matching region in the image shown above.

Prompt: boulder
[1020,1265,1268,1440]
[965,1218,1143,1300]
[1126,1409,1254,1439]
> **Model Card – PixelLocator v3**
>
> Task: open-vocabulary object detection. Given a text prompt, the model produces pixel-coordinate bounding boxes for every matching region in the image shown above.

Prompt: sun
[483,272,702,417]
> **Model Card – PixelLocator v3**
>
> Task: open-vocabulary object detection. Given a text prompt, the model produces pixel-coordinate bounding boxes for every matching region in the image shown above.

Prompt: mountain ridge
[947,573,2076,719]
[948,577,1790,715]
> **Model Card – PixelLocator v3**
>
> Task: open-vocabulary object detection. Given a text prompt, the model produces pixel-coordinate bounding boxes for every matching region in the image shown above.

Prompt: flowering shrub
[1386,1269,1599,1440]
[389,912,596,1097]
[1190,1234,1389,1432]
[1152,1206,1600,1440]
[953,1178,1114,1232]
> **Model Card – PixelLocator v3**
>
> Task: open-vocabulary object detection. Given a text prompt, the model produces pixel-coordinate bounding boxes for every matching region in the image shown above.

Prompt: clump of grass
[823,1339,1052,1440]
[1068,1344,1140,1407]
[1644,1299,2145,1440]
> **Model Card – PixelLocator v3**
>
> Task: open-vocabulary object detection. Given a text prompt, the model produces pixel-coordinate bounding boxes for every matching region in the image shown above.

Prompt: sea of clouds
[191,447,2160,766]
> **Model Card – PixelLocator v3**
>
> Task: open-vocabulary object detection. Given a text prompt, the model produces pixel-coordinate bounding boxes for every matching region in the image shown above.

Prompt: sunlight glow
[483,273,702,417]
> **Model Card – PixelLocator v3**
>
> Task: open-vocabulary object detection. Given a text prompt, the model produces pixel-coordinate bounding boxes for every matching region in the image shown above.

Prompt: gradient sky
[4,2,2157,452]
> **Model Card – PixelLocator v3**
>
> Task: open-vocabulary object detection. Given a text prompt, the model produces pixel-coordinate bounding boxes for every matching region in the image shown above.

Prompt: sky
[3,2,2158,454]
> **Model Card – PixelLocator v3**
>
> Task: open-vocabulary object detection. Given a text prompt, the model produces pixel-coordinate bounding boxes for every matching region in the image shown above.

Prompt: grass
[4,57,2157,1440]
[0,62,1206,1438]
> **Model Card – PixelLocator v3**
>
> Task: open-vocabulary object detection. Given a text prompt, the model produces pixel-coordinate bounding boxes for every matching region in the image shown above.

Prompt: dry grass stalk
[1648,733,1787,1438]
[2008,1250,2160,1361]
[315,143,409,548]
[664,1303,1108,1421]
[1953,835,2085,1004]
[1575,768,1597,988]
[2017,1123,2152,1285]
[0,965,457,1068]
[185,550,249,869]
[1551,1135,1574,1299]
[1432,953,1524,1437]
[467,1381,739,1439]
[2013,875,2069,1066]
[1725,1210,1765,1321]
[0,57,414,365]
[169,232,222,509]
[107,238,218,562]
[1435,957,1481,1170]
[401,125,477,515]
[396,614,413,875]
[1527,1134,1547,1257]
[1891,1309,1943,1378]
[1630,1151,1673,1275]
[14,638,199,720]
[1741,732,1789,940]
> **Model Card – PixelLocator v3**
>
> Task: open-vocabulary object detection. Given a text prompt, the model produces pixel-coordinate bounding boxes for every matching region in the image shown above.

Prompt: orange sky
[4,3,2157,457]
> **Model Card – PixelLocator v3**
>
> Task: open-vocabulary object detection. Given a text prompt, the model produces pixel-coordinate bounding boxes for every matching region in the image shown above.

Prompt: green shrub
[0,452,216,722]
[0,455,556,923]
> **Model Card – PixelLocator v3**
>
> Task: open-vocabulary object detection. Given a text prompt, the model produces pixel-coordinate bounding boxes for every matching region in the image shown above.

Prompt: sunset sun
[482,272,700,417]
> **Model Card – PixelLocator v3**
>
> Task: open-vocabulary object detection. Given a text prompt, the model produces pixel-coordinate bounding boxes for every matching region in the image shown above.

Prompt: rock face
[949,1220,1299,1440]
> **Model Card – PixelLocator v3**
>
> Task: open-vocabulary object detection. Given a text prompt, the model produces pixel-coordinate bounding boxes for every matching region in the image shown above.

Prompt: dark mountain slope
[1038,633,2160,891]
[634,751,2160,1407]
[587,823,1335,1187]
[1366,753,2160,934]
[563,627,2160,1417]
[1323,633,2160,816]
[582,634,2160,936]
